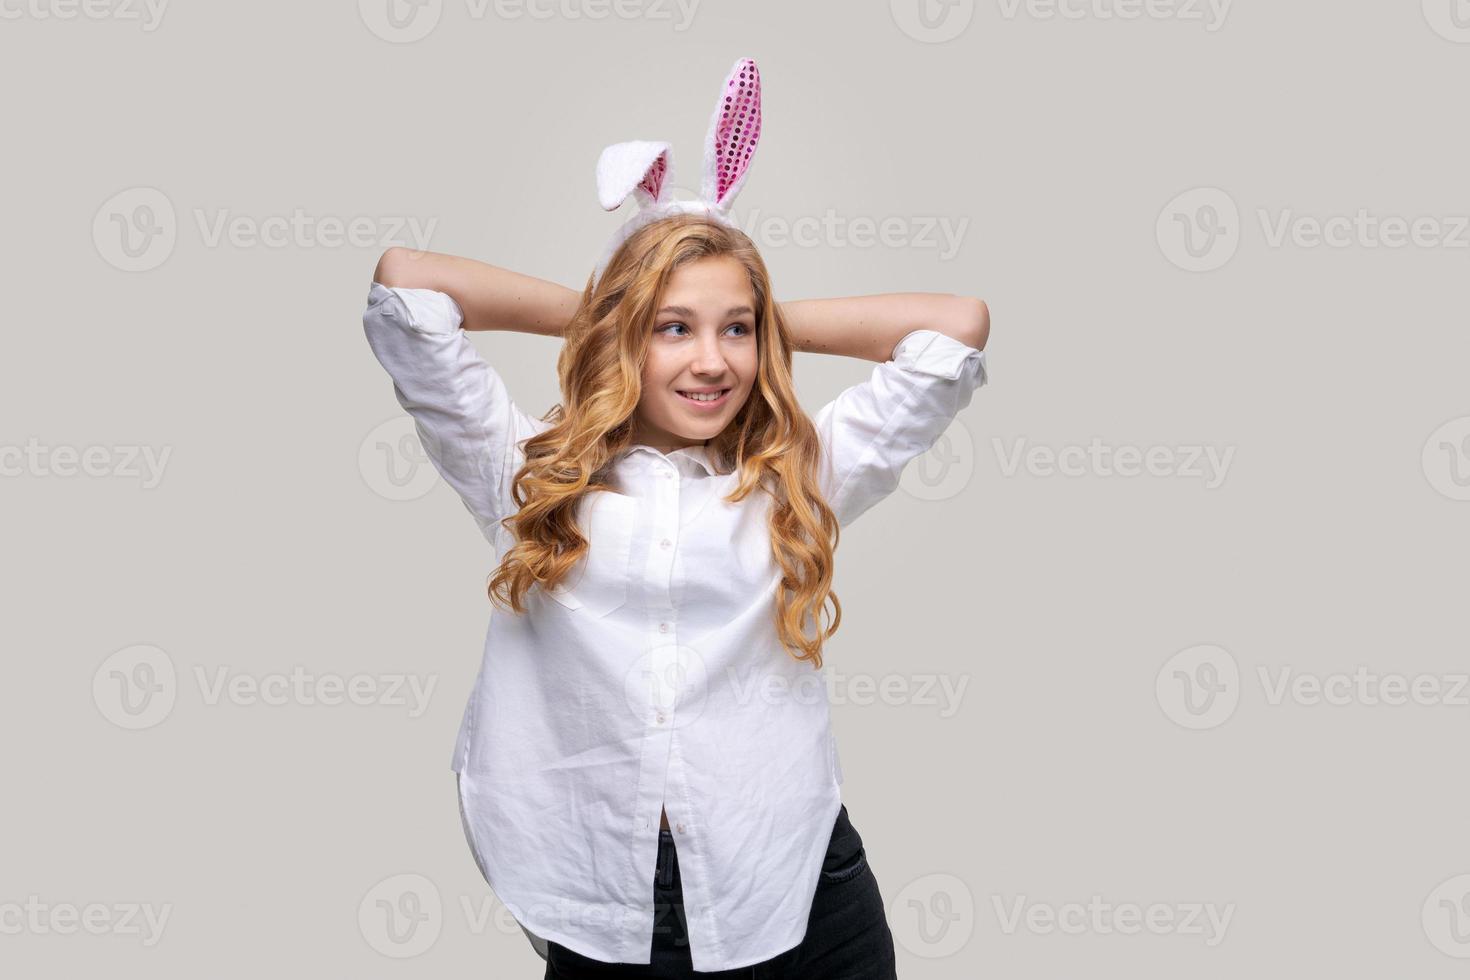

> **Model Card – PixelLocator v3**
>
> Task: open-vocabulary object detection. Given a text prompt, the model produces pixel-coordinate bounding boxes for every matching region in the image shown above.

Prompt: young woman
[362,214,988,978]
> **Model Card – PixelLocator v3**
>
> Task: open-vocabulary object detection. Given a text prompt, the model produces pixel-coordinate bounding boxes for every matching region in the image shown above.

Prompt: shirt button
[660,538,671,549]
[658,622,669,633]
[655,711,666,724]
[675,822,685,833]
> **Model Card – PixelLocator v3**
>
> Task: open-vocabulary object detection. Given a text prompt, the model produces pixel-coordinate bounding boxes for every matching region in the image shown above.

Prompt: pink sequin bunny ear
[699,58,762,213]
[596,140,675,212]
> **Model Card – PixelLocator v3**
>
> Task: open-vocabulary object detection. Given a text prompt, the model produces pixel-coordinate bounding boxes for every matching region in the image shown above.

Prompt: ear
[699,58,762,211]
[596,140,675,211]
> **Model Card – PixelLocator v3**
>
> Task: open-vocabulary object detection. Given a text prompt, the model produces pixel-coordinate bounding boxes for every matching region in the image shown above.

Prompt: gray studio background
[3,1,1468,976]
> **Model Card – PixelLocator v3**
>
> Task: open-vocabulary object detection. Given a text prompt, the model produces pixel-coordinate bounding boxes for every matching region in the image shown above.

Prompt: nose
[690,335,730,377]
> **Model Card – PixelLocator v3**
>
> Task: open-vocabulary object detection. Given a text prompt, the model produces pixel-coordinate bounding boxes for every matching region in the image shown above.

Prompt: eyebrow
[656,304,755,318]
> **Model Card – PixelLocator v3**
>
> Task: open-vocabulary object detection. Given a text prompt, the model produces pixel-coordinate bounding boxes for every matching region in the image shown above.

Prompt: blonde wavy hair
[487,212,843,668]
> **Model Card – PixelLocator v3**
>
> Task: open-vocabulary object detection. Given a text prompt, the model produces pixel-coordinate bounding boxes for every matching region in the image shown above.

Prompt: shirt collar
[615,443,719,478]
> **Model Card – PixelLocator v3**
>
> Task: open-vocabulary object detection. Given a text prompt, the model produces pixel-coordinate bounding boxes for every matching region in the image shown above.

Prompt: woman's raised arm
[778,292,990,363]
[373,247,581,339]
[792,292,992,527]
[363,250,565,545]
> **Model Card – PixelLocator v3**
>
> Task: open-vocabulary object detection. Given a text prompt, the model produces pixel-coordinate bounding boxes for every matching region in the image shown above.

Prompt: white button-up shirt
[362,281,989,971]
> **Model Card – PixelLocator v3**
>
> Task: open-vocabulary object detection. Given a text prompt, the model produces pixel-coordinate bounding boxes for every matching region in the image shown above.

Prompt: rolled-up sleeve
[812,328,989,528]
[362,281,544,545]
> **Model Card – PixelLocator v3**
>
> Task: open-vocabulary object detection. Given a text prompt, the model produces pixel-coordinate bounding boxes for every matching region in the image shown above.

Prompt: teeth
[679,390,726,402]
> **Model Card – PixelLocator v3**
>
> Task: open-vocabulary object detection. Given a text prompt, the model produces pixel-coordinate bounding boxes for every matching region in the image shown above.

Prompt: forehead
[659,255,754,311]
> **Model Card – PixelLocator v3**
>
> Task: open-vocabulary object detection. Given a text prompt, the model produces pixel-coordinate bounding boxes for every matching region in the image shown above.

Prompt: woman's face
[631,255,759,453]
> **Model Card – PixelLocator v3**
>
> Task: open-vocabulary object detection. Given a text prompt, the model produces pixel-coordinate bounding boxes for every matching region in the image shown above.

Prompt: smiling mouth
[677,388,731,404]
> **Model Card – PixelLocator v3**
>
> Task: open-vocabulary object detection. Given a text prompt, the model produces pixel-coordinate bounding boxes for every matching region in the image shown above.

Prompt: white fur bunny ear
[699,58,762,212]
[596,140,675,211]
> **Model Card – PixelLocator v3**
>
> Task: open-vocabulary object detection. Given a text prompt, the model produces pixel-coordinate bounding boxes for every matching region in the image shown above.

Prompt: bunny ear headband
[590,56,763,289]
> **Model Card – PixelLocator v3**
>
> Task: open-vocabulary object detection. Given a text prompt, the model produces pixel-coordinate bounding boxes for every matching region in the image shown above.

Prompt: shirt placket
[633,455,684,835]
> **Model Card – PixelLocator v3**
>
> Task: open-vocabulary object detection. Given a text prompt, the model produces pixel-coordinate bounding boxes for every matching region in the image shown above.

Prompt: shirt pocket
[545,490,636,618]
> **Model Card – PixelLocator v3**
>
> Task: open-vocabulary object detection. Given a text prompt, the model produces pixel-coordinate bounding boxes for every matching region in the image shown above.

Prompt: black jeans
[543,805,898,979]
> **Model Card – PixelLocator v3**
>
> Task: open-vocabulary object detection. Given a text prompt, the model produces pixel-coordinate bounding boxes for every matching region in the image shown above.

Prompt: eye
[657,322,753,337]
